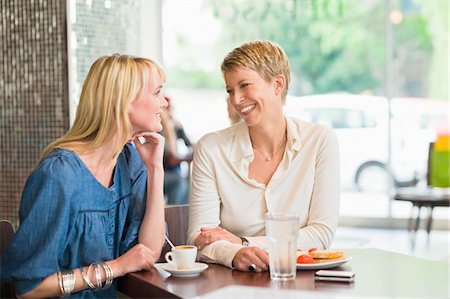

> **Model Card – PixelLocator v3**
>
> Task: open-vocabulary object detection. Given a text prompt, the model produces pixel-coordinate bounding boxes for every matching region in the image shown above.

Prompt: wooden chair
[1,219,17,298]
[159,204,189,262]
[394,143,450,248]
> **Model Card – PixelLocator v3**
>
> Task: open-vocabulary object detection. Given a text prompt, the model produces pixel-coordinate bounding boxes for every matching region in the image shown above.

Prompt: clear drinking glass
[265,212,299,281]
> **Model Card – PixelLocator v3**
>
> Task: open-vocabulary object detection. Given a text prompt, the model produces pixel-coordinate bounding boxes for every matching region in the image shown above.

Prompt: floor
[333,226,449,263]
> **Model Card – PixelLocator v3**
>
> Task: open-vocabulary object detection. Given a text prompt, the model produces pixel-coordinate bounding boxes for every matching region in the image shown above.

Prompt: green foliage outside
[420,0,449,100]
[167,0,447,100]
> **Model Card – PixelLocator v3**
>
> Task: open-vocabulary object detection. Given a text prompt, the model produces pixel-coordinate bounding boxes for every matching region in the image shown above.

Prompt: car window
[419,113,446,129]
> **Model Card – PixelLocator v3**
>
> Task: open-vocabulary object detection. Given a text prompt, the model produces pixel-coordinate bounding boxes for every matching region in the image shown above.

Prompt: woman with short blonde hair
[188,40,340,272]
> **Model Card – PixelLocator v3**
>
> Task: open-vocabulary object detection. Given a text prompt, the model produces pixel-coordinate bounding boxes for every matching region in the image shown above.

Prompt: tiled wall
[0,0,69,222]
[1,0,143,222]
[68,0,140,123]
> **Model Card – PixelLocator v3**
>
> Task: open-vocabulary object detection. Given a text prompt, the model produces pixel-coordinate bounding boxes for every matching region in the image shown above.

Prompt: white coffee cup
[164,245,197,270]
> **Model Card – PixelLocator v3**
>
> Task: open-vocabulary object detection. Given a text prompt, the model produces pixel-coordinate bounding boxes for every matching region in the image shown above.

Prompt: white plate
[160,262,209,277]
[296,256,352,270]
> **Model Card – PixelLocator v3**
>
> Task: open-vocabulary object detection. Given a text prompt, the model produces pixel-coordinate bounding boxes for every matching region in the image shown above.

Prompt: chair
[159,204,189,262]
[1,219,17,298]
[394,142,450,248]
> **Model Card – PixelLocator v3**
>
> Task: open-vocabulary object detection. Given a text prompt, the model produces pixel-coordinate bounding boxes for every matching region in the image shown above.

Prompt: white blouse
[187,116,340,268]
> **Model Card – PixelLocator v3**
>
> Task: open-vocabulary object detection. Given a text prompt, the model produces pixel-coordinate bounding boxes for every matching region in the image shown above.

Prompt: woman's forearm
[18,262,118,299]
[138,165,166,255]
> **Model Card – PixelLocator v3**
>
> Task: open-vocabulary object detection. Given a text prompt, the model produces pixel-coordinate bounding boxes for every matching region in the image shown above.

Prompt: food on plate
[296,248,346,264]
[296,249,309,256]
[297,254,314,264]
[309,250,345,260]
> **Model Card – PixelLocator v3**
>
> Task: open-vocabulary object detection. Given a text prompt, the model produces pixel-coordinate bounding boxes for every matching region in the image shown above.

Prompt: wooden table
[118,248,449,298]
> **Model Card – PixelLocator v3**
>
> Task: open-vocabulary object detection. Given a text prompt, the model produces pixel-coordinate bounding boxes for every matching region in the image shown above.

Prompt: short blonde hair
[40,54,165,161]
[221,40,291,102]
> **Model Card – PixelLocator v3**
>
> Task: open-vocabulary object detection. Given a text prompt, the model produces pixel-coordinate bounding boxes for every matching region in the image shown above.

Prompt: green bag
[430,149,450,187]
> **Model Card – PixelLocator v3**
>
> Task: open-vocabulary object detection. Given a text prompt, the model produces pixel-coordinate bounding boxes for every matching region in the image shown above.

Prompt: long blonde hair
[40,54,165,161]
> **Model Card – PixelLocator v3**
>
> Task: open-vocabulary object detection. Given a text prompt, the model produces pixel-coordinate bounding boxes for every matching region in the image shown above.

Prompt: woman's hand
[232,247,269,272]
[194,227,241,250]
[111,243,159,277]
[133,132,165,169]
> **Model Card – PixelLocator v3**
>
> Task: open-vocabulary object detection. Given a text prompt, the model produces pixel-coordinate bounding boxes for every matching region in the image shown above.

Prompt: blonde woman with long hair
[2,54,168,298]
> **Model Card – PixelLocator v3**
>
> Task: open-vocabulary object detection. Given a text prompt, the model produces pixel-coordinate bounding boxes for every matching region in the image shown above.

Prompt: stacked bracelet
[93,264,102,290]
[100,262,113,290]
[80,265,96,290]
[57,271,64,295]
[57,270,76,296]
[80,263,114,292]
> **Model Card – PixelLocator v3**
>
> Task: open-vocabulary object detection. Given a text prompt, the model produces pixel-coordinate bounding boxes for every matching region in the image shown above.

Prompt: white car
[284,94,447,192]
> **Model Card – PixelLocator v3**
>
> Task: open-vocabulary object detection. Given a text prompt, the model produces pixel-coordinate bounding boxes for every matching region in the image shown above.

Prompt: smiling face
[128,67,167,135]
[225,67,285,127]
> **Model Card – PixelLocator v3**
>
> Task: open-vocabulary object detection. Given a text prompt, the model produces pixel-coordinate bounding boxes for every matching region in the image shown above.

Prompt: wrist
[108,259,123,278]
[145,164,164,171]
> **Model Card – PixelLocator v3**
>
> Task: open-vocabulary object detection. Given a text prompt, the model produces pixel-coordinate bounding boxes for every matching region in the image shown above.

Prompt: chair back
[160,204,189,261]
[1,220,16,298]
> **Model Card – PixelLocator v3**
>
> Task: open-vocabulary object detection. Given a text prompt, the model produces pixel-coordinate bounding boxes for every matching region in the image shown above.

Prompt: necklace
[252,136,287,161]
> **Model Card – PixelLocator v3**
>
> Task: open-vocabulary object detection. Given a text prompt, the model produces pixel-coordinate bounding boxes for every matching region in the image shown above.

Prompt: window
[162,0,448,223]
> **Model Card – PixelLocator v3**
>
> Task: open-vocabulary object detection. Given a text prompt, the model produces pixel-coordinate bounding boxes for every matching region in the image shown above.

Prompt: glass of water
[265,212,299,281]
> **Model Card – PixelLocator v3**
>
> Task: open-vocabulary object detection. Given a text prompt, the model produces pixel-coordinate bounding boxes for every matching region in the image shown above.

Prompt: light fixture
[390,10,403,25]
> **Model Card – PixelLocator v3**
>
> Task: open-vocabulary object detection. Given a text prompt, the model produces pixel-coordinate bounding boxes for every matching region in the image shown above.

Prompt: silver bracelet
[60,269,76,296]
[80,265,96,290]
[57,271,64,296]
[100,262,114,290]
[93,263,102,290]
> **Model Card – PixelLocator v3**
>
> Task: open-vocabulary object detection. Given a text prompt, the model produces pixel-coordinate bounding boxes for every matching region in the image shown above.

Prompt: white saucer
[160,262,209,277]
[154,263,172,279]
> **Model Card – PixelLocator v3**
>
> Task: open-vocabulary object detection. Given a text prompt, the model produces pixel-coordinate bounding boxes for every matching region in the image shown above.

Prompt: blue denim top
[1,143,147,298]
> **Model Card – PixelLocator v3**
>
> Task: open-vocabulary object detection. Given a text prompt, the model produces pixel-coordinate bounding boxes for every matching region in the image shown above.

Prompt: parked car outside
[284,94,448,192]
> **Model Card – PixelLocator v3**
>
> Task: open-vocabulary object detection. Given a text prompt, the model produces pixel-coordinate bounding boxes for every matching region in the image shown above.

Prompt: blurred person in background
[188,40,340,272]
[161,96,194,205]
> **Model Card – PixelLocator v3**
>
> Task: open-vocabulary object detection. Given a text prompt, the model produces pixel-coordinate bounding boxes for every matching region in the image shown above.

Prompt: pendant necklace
[252,136,287,161]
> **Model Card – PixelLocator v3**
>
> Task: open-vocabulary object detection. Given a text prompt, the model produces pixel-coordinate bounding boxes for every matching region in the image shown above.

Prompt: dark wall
[0,0,69,222]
